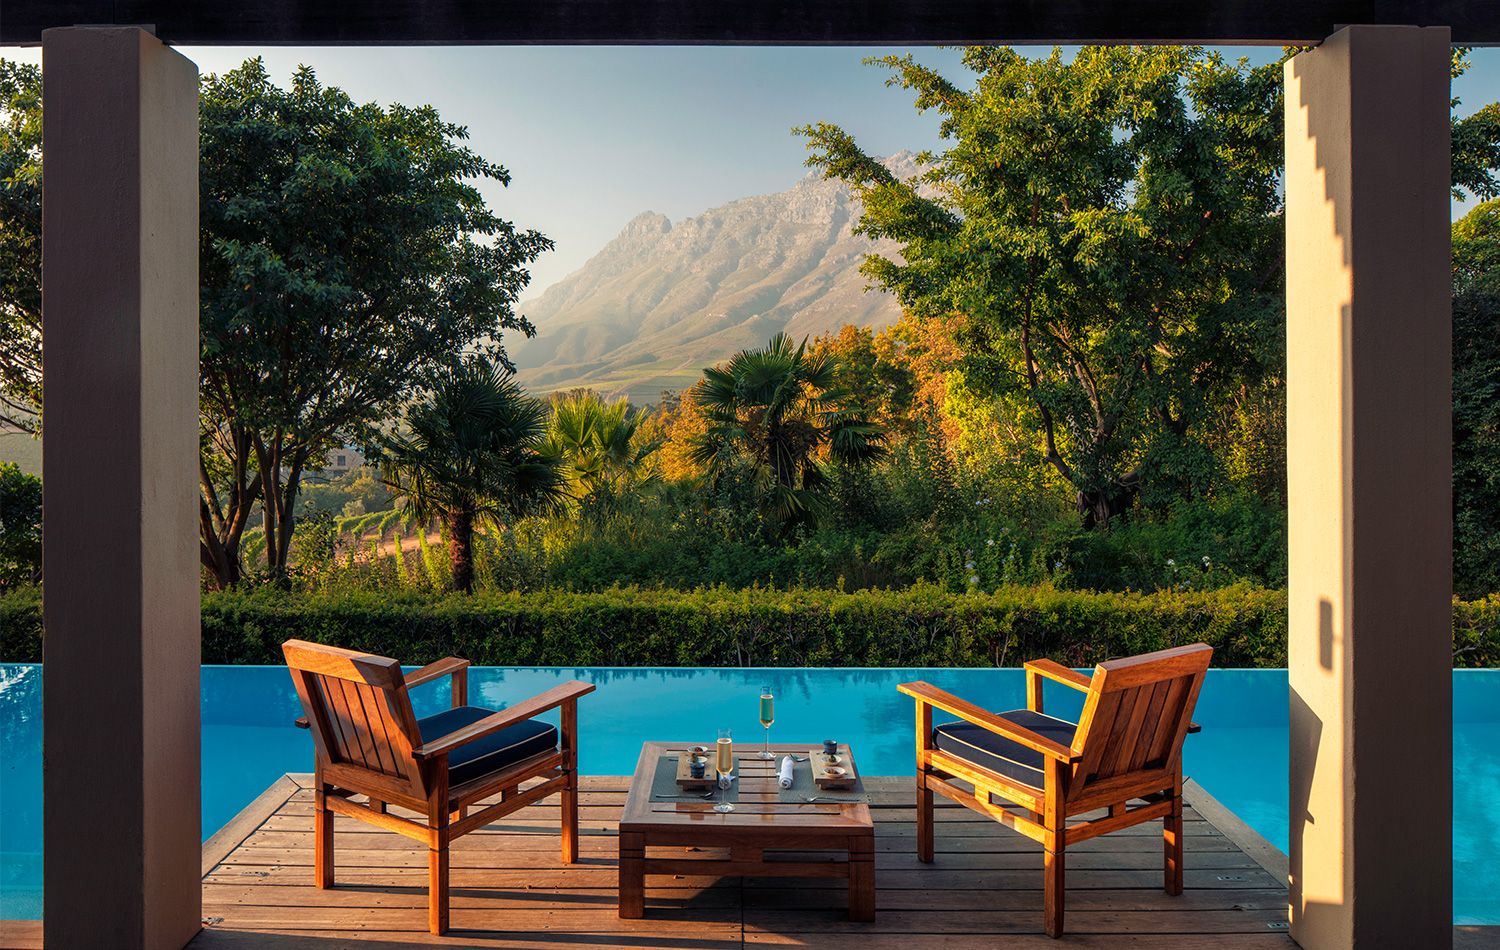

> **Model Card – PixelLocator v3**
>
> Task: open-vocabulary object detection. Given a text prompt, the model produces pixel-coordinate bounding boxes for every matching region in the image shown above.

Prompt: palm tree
[688,332,887,531]
[546,392,664,524]
[381,359,566,593]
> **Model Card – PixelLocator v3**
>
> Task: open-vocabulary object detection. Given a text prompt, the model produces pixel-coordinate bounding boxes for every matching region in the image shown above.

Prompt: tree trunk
[199,537,242,590]
[201,463,252,591]
[448,506,475,594]
[1077,469,1142,531]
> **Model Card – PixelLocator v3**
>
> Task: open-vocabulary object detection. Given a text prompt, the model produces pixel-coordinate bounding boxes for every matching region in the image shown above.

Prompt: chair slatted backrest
[1067,644,1212,800]
[284,640,426,794]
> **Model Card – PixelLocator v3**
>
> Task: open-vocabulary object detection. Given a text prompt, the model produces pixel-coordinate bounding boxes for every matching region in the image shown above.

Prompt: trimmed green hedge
[0,585,40,662]
[190,584,1292,668]
[2,584,1495,668]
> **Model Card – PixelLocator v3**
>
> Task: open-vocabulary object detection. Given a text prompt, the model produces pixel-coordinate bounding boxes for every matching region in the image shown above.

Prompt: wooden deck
[5,772,1497,948]
[188,773,1298,948]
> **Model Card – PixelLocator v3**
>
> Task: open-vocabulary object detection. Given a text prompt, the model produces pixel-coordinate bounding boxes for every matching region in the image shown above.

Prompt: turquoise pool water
[2,665,1496,923]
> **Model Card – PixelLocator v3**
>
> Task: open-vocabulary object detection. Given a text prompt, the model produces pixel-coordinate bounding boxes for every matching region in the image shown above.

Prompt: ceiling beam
[4,0,1500,47]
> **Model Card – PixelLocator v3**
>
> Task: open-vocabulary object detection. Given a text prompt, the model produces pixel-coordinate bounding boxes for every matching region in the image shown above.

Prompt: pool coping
[200,773,302,877]
[1183,777,1289,889]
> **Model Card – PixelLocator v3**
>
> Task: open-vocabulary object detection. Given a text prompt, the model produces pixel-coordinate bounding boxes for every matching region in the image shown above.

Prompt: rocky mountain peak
[510,158,915,404]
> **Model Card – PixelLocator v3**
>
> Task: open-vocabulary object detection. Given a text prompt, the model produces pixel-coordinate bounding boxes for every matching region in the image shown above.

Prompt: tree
[0,60,41,434]
[800,47,1287,527]
[1451,48,1500,203]
[0,461,41,591]
[198,60,552,588]
[1452,199,1500,597]
[807,325,916,434]
[545,391,663,521]
[688,331,887,532]
[381,359,566,593]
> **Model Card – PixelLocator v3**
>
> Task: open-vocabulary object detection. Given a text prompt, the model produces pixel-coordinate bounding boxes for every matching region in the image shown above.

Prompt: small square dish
[674,752,717,787]
[808,748,858,788]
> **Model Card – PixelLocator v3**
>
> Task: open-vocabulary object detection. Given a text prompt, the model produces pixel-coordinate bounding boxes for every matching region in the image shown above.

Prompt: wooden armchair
[898,643,1211,938]
[283,639,595,935]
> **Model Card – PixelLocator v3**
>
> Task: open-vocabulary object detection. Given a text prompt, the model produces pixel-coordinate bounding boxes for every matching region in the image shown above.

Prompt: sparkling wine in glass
[714,729,735,813]
[758,686,775,759]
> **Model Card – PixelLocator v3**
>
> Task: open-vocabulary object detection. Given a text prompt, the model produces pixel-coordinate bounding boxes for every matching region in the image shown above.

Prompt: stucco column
[1284,25,1452,950]
[41,27,200,950]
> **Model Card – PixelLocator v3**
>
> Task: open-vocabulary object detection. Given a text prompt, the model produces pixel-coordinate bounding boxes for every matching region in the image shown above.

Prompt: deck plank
[14,774,1491,948]
[176,773,1303,949]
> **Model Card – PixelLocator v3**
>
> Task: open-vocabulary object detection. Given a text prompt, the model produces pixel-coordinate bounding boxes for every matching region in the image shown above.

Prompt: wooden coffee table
[617,741,875,920]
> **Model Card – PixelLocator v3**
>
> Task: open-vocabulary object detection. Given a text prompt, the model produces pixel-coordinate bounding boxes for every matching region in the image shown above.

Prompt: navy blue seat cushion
[416,706,558,787]
[932,709,1078,790]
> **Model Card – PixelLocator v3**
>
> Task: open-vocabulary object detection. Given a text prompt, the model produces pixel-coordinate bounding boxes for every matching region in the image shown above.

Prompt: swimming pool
[2,664,1496,923]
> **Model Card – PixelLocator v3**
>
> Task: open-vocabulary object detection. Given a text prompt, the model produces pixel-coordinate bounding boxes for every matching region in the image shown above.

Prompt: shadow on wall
[1288,687,1334,936]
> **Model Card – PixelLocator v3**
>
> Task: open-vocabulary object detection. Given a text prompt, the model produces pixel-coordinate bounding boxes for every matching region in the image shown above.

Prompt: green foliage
[0,461,40,591]
[546,391,664,528]
[291,506,339,575]
[241,527,267,570]
[382,358,567,593]
[1452,200,1500,598]
[197,59,551,589]
[0,60,40,433]
[299,466,395,520]
[808,325,917,432]
[690,332,888,533]
[0,583,40,657]
[1455,594,1500,667]
[191,583,1294,669]
[800,47,1285,527]
[6,581,1492,669]
[1451,49,1500,202]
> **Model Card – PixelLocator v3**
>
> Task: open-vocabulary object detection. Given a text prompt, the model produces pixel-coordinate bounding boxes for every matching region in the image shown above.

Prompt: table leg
[619,831,645,918]
[848,833,875,921]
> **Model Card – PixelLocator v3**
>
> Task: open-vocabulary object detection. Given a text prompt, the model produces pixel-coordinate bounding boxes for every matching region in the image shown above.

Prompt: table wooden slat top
[620,742,874,834]
[618,741,877,921]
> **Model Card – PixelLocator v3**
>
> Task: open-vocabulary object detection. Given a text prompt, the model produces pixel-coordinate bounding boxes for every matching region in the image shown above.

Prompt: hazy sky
[8,44,1500,299]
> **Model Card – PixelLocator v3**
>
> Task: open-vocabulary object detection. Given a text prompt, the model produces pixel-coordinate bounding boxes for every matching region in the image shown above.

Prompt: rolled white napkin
[778,755,796,789]
[718,772,736,789]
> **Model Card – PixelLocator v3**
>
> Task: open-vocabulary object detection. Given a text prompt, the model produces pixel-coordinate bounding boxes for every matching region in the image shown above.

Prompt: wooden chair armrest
[415,680,595,760]
[1024,658,1091,691]
[1187,722,1201,734]
[405,656,469,690]
[899,680,1081,764]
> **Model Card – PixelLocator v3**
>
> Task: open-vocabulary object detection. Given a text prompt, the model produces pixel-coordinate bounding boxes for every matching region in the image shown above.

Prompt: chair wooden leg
[1164,786,1185,895]
[428,843,450,935]
[1044,845,1065,938]
[562,769,579,864]
[1042,758,1065,938]
[916,773,934,863]
[315,781,334,889]
[428,767,451,935]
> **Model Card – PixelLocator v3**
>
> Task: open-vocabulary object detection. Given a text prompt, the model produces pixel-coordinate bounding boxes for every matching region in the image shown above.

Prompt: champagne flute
[758,685,775,760]
[714,729,735,813]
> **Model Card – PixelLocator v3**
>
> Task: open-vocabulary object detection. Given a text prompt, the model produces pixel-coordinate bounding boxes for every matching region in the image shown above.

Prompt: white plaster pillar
[1285,24,1453,950]
[41,27,201,950]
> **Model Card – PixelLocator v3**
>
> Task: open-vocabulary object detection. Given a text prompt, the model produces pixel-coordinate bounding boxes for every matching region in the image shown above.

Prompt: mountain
[509,153,919,405]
